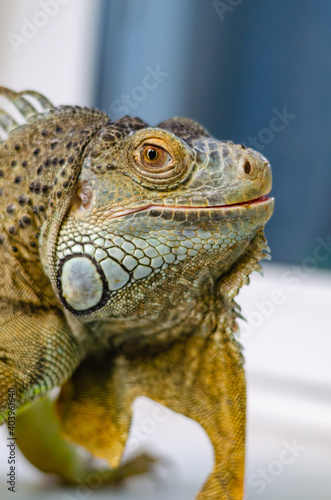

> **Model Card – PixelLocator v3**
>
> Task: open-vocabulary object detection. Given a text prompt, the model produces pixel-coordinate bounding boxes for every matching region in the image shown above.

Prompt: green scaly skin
[0,88,273,499]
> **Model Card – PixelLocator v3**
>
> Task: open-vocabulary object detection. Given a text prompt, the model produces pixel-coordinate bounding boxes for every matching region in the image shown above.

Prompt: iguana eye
[129,129,192,186]
[140,144,171,168]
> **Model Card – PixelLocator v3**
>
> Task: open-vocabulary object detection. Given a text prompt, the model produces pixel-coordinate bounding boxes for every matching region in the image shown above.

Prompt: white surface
[0,263,330,499]
[0,0,102,106]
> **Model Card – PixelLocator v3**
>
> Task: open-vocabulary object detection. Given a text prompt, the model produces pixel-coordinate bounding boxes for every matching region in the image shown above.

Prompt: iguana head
[54,116,273,336]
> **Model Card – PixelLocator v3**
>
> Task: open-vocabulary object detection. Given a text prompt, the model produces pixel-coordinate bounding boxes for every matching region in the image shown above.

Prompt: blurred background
[0,1,330,499]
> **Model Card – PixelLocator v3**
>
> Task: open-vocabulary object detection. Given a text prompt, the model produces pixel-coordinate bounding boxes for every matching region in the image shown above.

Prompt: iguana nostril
[244,161,252,174]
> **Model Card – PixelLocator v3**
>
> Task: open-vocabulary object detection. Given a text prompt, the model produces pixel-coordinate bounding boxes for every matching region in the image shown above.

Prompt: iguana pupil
[147,148,157,160]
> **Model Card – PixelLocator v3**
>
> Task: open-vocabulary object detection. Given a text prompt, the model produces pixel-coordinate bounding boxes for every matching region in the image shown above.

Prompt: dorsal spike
[18,90,53,113]
[0,109,18,134]
[0,87,54,141]
[0,87,37,119]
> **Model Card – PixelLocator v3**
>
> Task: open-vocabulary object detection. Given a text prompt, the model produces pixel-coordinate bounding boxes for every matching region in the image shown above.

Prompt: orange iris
[140,144,169,168]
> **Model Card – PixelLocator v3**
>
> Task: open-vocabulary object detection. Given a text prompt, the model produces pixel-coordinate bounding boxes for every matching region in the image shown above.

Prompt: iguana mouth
[164,195,271,209]
[108,195,273,219]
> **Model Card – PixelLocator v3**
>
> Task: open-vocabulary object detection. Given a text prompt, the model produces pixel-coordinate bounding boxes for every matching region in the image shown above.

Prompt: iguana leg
[16,395,96,484]
[0,300,89,424]
[57,323,246,500]
[15,395,156,486]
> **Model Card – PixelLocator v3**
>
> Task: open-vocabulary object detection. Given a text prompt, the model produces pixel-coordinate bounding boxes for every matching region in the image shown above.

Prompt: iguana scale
[0,87,273,499]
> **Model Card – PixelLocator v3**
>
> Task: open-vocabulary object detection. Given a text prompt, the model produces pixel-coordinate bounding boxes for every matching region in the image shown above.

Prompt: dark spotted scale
[0,88,109,268]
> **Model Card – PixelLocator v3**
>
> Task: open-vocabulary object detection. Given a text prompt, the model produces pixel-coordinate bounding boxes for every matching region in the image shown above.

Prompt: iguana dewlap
[0,88,273,499]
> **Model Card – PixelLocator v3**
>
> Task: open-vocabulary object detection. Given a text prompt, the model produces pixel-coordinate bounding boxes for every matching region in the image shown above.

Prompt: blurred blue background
[95,0,331,267]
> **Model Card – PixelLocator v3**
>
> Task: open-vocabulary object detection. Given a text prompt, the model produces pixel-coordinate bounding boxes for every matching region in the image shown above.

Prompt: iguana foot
[100,452,159,487]
[14,396,160,487]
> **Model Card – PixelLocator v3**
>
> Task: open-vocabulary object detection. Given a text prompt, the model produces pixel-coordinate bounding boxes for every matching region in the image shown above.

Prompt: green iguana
[0,87,273,499]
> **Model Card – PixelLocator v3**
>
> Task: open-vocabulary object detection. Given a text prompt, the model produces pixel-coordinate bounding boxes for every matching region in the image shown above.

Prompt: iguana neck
[83,229,270,356]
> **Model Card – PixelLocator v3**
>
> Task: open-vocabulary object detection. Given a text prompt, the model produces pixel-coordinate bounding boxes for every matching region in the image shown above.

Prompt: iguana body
[0,88,273,499]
